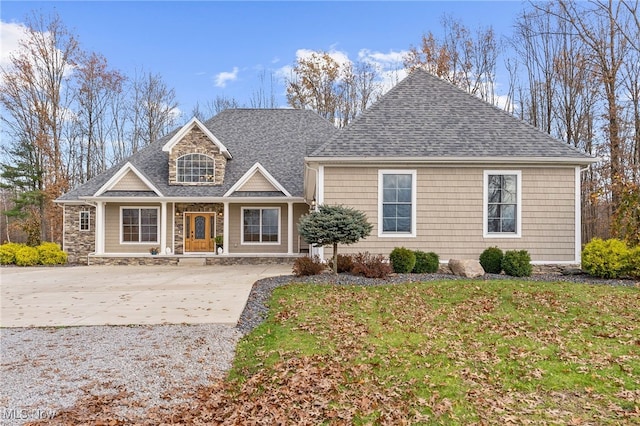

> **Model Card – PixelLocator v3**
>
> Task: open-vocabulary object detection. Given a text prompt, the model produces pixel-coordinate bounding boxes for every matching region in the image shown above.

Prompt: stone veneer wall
[88,255,297,266]
[63,204,96,264]
[168,127,227,185]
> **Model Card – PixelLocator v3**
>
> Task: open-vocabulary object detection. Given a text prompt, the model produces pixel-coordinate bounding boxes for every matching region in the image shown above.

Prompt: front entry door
[184,213,215,252]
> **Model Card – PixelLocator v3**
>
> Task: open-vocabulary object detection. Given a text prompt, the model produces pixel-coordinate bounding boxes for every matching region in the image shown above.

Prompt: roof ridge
[310,71,421,156]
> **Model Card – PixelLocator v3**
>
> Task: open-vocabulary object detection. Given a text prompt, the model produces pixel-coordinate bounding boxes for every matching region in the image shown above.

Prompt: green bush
[0,243,25,265]
[37,242,68,265]
[389,247,416,273]
[413,250,439,273]
[14,246,40,267]
[328,254,354,273]
[351,252,392,279]
[623,245,640,279]
[292,255,326,276]
[502,250,532,277]
[581,238,629,279]
[479,246,504,274]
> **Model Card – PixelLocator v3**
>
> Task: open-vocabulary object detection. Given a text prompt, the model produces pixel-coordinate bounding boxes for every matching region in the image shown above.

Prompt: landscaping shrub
[37,242,68,265]
[413,250,439,273]
[389,247,416,273]
[292,255,326,276]
[581,238,629,279]
[351,252,392,279]
[624,246,640,279]
[0,242,25,265]
[502,250,532,277]
[14,246,40,267]
[479,246,504,274]
[328,254,354,273]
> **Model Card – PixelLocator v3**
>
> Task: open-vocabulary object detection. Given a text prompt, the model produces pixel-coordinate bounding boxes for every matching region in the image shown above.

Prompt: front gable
[94,162,162,196]
[111,170,150,191]
[163,117,231,186]
[224,162,291,197]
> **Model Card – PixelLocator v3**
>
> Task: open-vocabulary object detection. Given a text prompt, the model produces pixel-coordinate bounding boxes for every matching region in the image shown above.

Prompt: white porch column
[160,201,167,254]
[223,201,229,255]
[287,201,294,255]
[95,201,104,255]
[317,165,325,260]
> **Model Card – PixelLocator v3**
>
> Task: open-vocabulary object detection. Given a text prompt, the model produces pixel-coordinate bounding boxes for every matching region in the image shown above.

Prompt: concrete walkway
[0,264,292,328]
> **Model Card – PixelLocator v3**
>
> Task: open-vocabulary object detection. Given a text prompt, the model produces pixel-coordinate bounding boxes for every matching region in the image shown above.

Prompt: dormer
[162,117,232,185]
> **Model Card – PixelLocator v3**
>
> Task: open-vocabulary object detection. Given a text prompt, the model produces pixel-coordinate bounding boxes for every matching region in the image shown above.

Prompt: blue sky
[1,1,528,118]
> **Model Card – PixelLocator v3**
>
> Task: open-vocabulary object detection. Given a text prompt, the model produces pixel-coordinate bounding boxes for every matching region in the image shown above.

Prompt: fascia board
[223,162,292,197]
[304,156,600,166]
[161,117,232,158]
[93,162,163,197]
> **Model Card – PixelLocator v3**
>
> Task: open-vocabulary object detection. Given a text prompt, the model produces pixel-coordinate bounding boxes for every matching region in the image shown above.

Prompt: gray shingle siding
[310,70,593,161]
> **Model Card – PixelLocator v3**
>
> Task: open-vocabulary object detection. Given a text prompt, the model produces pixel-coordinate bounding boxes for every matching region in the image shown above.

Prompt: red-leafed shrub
[351,252,392,279]
[328,254,354,273]
[292,255,326,276]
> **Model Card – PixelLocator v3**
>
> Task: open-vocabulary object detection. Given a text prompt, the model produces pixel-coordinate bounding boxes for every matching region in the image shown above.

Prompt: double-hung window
[378,170,417,237]
[242,207,279,244]
[121,207,159,243]
[484,171,521,238]
[79,211,90,231]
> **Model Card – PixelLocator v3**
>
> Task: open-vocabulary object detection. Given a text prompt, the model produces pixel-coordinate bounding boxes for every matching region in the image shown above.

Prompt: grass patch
[194,280,640,424]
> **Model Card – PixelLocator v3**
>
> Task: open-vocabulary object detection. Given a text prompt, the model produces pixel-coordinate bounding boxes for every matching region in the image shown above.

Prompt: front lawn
[181,280,639,424]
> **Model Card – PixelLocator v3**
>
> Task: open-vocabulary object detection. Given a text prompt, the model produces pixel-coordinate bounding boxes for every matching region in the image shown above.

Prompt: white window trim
[241,207,281,245]
[119,206,160,244]
[79,211,90,232]
[378,170,417,238]
[175,153,216,184]
[483,170,522,238]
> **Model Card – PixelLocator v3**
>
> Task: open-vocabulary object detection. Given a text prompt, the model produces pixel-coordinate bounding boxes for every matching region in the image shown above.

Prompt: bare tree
[0,11,80,243]
[287,52,342,124]
[557,0,629,211]
[404,16,500,104]
[250,69,278,108]
[73,52,125,181]
[287,51,382,127]
[129,70,179,152]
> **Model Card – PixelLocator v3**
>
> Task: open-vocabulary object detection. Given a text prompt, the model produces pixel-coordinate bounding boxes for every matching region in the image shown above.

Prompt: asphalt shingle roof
[310,69,594,161]
[58,109,336,201]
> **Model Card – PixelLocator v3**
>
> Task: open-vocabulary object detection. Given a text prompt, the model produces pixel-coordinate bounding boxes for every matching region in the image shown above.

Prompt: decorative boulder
[448,259,485,278]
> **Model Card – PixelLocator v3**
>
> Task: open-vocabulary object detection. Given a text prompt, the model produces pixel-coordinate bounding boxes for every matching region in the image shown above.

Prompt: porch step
[178,257,206,267]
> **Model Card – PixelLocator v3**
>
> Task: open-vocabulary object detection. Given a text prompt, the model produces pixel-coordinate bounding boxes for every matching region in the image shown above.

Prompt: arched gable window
[177,154,215,183]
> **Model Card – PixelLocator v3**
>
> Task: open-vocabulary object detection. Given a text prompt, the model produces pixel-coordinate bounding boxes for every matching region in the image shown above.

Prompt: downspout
[576,165,592,265]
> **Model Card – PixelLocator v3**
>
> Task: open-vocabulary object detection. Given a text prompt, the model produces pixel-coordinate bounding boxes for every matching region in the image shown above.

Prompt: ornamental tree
[298,204,373,273]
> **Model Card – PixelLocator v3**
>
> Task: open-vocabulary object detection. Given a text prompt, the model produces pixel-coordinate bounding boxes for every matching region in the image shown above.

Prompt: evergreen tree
[0,138,45,245]
[298,205,373,273]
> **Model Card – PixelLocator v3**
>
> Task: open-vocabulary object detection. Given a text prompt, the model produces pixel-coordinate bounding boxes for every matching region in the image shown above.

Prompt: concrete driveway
[0,264,292,328]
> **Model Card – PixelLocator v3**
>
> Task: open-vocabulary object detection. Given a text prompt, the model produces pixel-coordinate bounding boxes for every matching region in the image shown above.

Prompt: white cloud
[358,49,407,68]
[214,67,239,88]
[274,64,293,81]
[0,21,28,68]
[294,48,352,69]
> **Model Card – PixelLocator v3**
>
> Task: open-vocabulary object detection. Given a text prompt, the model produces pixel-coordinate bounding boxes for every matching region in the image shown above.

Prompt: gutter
[304,156,600,166]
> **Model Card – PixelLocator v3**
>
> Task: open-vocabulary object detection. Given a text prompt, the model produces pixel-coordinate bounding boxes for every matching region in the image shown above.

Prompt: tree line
[1,1,638,247]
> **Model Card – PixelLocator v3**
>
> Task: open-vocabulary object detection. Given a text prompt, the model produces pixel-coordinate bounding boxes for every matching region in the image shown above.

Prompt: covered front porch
[87,199,311,259]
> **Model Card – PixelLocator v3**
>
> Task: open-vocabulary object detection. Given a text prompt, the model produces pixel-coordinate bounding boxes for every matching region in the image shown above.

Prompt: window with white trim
[176,153,215,183]
[79,211,90,231]
[242,208,279,244]
[484,171,521,237]
[121,207,159,243]
[378,170,417,237]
